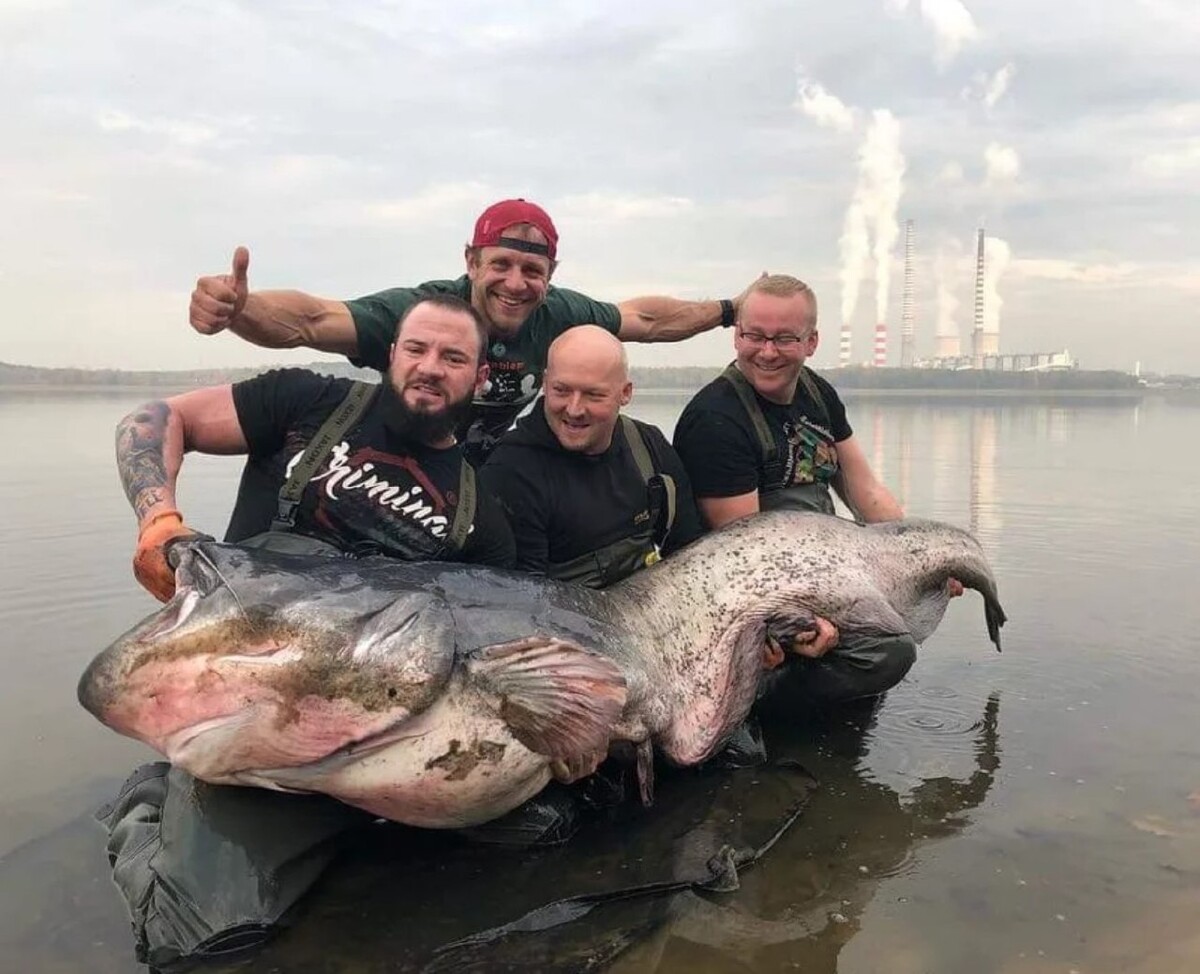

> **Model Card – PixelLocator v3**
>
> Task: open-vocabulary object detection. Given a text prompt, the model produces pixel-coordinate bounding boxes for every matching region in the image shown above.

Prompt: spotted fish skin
[77,511,1003,827]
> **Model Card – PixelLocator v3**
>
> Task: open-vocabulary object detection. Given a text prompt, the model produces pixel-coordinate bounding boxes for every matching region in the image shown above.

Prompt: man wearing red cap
[189,198,742,461]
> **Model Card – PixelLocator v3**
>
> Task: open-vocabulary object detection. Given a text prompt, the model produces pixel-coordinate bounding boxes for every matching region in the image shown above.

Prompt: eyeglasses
[737,328,814,349]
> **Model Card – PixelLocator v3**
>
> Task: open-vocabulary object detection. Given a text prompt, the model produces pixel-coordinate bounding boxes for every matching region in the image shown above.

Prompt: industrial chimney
[900,219,915,367]
[839,321,852,368]
[971,227,985,368]
[873,322,888,368]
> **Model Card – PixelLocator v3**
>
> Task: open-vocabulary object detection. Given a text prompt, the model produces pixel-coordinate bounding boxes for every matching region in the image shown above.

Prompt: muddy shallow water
[1,389,1197,972]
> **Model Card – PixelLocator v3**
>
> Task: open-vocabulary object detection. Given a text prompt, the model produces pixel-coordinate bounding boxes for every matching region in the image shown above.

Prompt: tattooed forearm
[116,401,172,522]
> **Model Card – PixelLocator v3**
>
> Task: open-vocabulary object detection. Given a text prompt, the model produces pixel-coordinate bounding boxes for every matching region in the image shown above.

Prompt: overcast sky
[3,0,1198,374]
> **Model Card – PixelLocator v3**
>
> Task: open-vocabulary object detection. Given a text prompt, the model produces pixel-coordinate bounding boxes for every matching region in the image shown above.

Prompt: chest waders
[547,416,678,589]
[243,381,476,558]
[719,364,837,516]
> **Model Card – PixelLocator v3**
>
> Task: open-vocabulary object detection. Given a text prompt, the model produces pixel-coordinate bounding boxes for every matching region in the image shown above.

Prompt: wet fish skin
[78,511,1004,827]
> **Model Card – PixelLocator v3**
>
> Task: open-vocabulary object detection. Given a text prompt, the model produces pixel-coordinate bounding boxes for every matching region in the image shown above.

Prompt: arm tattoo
[116,401,171,522]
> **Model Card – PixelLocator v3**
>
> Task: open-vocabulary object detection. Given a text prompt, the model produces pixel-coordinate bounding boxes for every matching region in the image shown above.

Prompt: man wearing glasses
[673,274,918,703]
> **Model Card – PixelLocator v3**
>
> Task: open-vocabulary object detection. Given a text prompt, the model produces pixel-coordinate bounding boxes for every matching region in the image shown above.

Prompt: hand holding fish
[133,510,203,602]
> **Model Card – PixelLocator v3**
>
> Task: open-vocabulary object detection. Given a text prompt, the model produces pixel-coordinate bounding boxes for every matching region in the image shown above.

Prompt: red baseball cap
[471,198,558,260]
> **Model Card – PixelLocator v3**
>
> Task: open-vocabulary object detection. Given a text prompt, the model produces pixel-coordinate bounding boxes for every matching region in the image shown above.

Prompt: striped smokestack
[873,322,888,368]
[972,226,985,367]
[839,322,852,367]
[900,218,915,367]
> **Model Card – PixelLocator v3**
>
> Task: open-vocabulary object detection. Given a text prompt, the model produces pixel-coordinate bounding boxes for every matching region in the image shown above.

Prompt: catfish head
[78,540,459,782]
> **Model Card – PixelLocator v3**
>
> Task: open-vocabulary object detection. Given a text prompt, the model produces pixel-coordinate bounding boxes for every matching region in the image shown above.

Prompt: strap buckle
[271,499,299,531]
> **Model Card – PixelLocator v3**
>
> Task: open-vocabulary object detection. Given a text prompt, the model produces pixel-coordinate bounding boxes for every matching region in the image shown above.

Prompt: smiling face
[543,325,632,455]
[733,290,819,405]
[388,301,489,428]
[464,223,555,339]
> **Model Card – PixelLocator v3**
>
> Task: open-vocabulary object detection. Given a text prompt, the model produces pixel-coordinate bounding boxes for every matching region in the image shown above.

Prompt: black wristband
[719,298,735,328]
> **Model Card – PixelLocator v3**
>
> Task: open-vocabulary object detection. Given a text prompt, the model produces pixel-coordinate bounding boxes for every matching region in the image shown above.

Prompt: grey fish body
[78,511,1004,827]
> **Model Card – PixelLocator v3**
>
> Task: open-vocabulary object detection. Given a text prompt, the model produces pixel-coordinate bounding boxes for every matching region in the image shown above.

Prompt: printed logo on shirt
[783,418,839,486]
[284,441,452,538]
[480,349,540,405]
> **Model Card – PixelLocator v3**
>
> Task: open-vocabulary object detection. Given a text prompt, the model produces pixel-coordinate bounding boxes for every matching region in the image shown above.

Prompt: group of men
[105,198,935,971]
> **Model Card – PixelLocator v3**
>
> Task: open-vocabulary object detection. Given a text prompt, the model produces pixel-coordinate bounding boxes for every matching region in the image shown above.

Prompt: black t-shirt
[227,369,515,567]
[673,366,853,498]
[479,405,706,577]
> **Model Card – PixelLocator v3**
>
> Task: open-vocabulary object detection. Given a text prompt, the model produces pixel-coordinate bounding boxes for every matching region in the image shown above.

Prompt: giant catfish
[78,511,1006,828]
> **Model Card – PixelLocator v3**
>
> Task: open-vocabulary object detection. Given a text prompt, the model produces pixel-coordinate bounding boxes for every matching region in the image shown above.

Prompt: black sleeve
[459,488,517,568]
[231,369,343,456]
[643,425,707,555]
[477,447,551,574]
[672,405,763,499]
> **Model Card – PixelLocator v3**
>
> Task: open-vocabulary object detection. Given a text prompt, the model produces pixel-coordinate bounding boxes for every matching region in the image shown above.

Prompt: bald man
[479,326,705,588]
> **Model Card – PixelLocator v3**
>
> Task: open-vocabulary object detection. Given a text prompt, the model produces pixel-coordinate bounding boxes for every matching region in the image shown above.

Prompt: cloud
[983,141,1021,187]
[1139,139,1200,178]
[95,109,218,148]
[794,70,856,133]
[887,0,980,65]
[554,192,696,224]
[1012,258,1142,284]
[360,182,496,223]
[962,62,1016,108]
[937,160,966,185]
[984,63,1016,108]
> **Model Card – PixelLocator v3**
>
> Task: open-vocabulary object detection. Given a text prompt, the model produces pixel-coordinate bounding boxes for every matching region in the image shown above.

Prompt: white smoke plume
[839,110,906,326]
[839,199,871,324]
[934,243,963,339]
[867,112,905,321]
[886,0,979,65]
[962,62,1016,107]
[982,236,1011,335]
[984,141,1021,187]
[794,69,856,133]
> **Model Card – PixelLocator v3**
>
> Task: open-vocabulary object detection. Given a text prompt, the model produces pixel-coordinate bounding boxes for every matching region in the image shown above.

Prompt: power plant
[836,221,1077,374]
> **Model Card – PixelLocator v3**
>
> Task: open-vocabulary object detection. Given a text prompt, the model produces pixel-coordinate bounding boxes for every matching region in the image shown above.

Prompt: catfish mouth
[137,586,204,643]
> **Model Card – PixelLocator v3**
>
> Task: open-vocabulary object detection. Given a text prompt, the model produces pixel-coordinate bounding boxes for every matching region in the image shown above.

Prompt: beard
[379,378,475,446]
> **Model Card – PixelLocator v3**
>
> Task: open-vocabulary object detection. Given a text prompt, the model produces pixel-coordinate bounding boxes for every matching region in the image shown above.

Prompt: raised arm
[830,434,904,523]
[616,296,728,342]
[115,385,249,600]
[189,246,359,356]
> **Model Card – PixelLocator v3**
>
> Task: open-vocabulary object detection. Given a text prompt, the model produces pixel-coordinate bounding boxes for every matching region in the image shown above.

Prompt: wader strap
[796,366,831,429]
[620,416,676,544]
[657,475,677,547]
[272,381,376,531]
[445,462,477,552]
[621,415,656,481]
[720,364,777,463]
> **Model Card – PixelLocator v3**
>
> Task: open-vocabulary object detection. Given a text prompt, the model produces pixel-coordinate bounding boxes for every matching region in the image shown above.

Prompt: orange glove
[133,510,199,602]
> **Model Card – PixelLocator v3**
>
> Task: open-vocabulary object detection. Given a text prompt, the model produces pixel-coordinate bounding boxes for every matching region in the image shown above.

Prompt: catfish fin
[468,636,627,761]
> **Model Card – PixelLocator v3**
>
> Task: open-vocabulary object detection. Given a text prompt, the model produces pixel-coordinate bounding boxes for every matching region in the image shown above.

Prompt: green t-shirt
[346,276,621,450]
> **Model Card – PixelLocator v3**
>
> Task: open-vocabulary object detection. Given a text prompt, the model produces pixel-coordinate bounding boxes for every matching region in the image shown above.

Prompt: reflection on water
[3,391,1200,972]
[609,690,1001,972]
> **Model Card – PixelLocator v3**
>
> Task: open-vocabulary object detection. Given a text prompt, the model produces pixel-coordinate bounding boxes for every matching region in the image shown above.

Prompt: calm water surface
[1,389,1198,973]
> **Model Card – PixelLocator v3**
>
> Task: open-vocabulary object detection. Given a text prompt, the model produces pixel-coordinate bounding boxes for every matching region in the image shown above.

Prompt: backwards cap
[471,198,558,260]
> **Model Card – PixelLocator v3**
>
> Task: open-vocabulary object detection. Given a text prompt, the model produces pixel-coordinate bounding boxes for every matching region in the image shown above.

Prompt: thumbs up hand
[190,246,250,335]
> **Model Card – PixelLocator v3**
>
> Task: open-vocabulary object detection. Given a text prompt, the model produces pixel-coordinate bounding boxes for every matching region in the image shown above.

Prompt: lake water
[1,388,1198,973]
